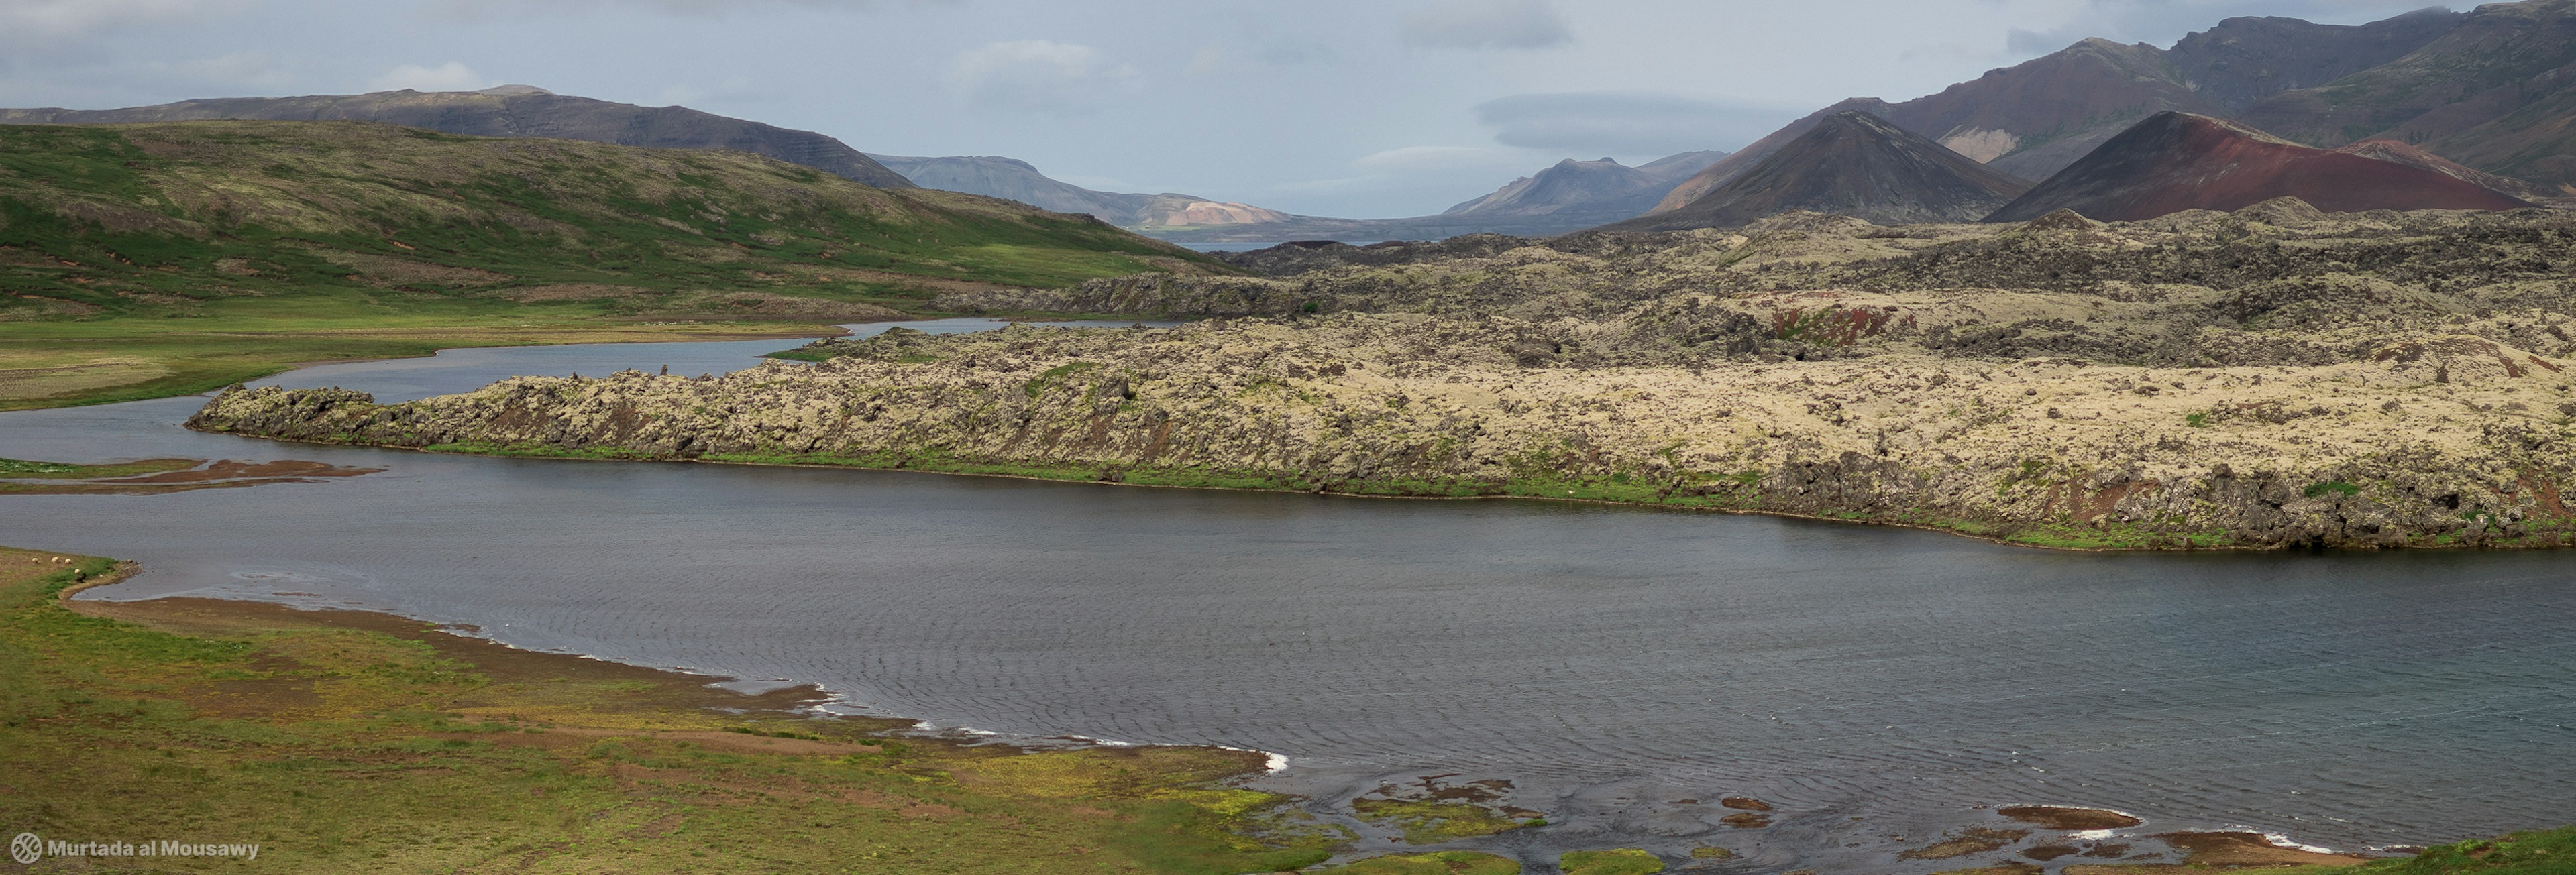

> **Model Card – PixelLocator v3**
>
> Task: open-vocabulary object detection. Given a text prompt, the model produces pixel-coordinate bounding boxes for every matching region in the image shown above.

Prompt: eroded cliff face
[192,304,2576,550]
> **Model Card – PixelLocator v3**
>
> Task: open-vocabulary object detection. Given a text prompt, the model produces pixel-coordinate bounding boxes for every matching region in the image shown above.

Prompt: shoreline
[58,566,2431,871]
[194,428,2496,556]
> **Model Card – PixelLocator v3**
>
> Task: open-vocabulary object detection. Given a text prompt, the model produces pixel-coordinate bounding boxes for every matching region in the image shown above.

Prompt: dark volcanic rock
[1987,112,2533,223]
[0,86,915,189]
[1608,113,2034,231]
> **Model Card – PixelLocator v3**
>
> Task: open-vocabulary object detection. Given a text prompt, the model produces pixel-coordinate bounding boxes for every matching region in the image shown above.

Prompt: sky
[0,0,2462,218]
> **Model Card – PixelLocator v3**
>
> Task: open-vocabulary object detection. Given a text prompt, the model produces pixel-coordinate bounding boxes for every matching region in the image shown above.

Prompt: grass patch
[0,457,196,478]
[1314,851,1523,874]
[1560,848,1666,875]
[2305,481,2363,498]
[1349,798,1530,845]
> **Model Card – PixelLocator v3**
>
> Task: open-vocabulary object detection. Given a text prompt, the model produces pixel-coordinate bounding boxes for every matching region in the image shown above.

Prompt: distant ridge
[0,87,916,189]
[1442,151,1725,219]
[1986,111,2532,223]
[1649,9,2466,215]
[1606,112,2032,231]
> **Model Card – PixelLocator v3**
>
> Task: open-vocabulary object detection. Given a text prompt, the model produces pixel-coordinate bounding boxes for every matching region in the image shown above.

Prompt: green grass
[1348,798,1532,845]
[1313,851,1522,874]
[1558,849,1666,875]
[0,546,1342,873]
[0,457,194,478]
[2239,827,2576,875]
[0,121,1224,409]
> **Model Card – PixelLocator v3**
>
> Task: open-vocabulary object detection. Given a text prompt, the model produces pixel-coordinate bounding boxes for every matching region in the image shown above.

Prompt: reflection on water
[2,319,2569,871]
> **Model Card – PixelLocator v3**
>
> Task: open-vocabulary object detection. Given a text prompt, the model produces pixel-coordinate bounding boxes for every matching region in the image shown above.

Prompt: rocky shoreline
[189,204,2576,551]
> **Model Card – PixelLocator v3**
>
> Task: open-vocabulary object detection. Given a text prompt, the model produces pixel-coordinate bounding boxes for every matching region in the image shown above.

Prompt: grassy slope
[0,121,1221,410]
[0,546,1338,873]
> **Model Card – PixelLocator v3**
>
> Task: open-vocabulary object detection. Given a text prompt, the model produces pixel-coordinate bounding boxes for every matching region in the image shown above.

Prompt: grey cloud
[1476,92,1798,155]
[1401,0,1572,50]
[945,40,1136,115]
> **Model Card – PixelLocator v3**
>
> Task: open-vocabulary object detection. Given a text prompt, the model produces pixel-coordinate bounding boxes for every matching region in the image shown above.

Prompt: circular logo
[7,833,38,865]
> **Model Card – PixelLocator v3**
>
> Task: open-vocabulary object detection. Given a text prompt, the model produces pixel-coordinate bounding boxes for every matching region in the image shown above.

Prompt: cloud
[370,62,491,93]
[1354,145,1521,171]
[1474,92,1801,156]
[659,75,754,107]
[425,0,959,20]
[0,0,241,39]
[1400,0,1572,50]
[944,40,1136,115]
[177,51,288,87]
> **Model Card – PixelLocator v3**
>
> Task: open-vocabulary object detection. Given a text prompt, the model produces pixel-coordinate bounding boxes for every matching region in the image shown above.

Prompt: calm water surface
[4,319,2570,872]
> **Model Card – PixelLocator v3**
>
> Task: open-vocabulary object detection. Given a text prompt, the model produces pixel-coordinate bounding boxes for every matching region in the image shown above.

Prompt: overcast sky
[0,0,2457,217]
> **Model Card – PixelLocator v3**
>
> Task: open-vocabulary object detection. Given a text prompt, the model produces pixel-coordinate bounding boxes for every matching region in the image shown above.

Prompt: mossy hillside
[0,121,1227,409]
[0,546,1337,874]
[0,122,1214,312]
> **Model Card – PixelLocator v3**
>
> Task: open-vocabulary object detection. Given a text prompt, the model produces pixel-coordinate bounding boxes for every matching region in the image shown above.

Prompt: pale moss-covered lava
[192,202,2576,550]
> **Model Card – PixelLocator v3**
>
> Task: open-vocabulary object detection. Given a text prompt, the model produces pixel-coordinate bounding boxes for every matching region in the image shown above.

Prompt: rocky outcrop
[191,308,2576,550]
[197,208,2576,551]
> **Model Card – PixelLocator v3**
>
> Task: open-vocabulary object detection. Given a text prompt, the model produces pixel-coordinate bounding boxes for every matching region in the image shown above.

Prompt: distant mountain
[1607,113,2033,231]
[1650,9,2465,215]
[1986,112,2530,223]
[867,154,1146,219]
[2237,0,2576,190]
[0,86,916,189]
[875,150,1723,240]
[866,153,1293,229]
[1442,150,1725,219]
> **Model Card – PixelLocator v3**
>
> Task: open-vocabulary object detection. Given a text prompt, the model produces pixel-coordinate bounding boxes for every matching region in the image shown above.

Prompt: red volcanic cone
[1987,111,2532,223]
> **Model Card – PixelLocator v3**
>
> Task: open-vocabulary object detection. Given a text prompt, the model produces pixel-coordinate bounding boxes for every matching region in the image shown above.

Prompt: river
[3,319,2569,872]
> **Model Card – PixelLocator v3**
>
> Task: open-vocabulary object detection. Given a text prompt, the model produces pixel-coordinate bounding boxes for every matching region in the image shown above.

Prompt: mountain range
[15,0,2576,243]
[870,149,1727,241]
[1650,8,2471,217]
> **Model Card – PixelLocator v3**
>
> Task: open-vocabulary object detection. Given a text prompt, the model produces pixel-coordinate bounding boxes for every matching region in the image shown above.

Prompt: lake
[4,319,2569,872]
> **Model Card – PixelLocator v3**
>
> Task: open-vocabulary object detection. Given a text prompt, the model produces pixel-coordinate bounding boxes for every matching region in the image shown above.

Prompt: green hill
[0,120,1221,409]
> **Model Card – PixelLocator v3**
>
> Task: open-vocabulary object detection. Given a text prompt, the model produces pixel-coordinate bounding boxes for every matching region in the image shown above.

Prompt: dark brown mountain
[1986,112,2531,223]
[1650,10,2464,215]
[2238,0,2576,190]
[0,86,915,189]
[1606,112,2035,231]
[2165,8,2471,113]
